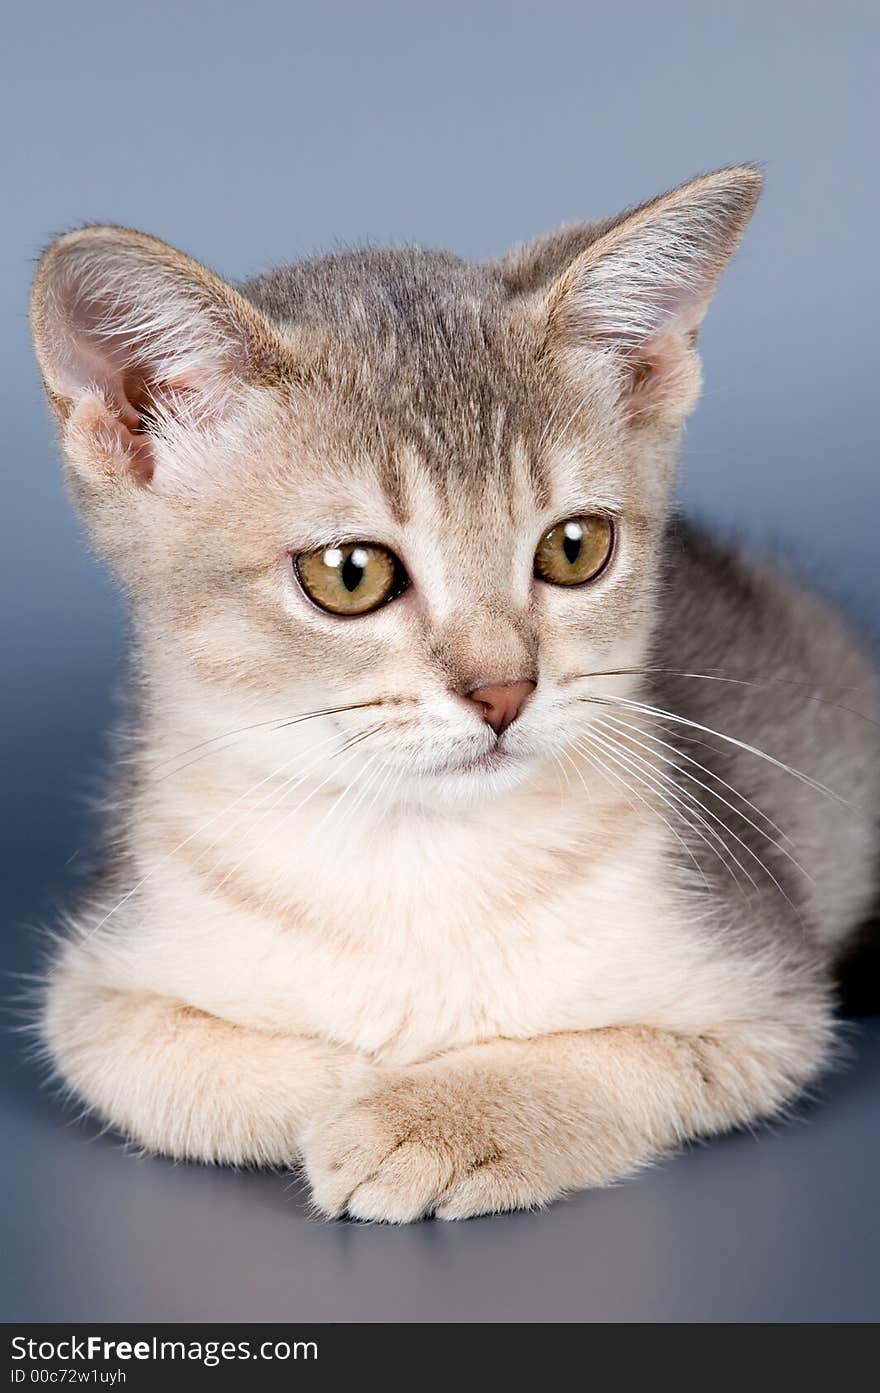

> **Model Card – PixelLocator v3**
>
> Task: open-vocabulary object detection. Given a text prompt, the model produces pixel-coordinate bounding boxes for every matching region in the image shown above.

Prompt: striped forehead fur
[242,246,559,503]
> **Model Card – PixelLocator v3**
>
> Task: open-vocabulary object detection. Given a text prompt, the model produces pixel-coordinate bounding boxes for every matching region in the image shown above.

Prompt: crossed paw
[301,1064,560,1222]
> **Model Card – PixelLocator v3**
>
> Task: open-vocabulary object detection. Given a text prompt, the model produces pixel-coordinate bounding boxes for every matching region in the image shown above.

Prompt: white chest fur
[105,783,717,1065]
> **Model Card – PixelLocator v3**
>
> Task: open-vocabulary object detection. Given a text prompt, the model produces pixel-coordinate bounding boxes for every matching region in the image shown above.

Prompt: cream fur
[29,167,879,1220]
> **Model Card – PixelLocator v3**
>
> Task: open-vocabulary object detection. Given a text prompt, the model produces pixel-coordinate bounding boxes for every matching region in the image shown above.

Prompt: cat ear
[498,222,610,295]
[542,166,762,421]
[30,226,286,488]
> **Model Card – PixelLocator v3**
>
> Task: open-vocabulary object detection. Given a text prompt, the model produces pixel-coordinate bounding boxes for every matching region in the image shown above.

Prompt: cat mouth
[432,745,518,777]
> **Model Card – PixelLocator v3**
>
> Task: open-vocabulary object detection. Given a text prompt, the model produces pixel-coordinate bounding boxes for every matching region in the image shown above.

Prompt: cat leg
[302,1000,834,1222]
[41,955,372,1166]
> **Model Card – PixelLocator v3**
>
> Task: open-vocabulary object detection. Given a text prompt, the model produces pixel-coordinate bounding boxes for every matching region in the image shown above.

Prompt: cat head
[31,167,760,809]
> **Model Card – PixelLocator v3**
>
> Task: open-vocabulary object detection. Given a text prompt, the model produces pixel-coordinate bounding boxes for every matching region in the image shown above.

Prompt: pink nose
[464,680,536,735]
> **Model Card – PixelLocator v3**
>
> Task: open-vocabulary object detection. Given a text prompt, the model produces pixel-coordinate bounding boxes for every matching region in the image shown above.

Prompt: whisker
[158,724,358,880]
[243,740,389,926]
[568,666,880,732]
[341,759,393,838]
[309,744,388,843]
[62,699,384,876]
[578,727,752,891]
[597,708,792,843]
[553,747,581,799]
[583,722,801,910]
[232,722,384,831]
[579,693,854,809]
[143,700,387,785]
[209,726,384,897]
[322,752,400,858]
[572,736,710,889]
[594,712,813,886]
[80,723,361,943]
[357,756,404,828]
[576,729,748,890]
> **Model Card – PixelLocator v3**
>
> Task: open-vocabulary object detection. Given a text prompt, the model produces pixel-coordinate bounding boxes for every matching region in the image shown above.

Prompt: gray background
[2,0,878,1323]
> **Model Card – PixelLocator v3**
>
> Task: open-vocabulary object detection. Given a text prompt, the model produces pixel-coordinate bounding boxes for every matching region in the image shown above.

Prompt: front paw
[300,1066,557,1223]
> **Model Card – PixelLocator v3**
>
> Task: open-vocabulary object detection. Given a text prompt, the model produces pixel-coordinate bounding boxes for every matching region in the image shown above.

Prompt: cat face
[31,168,760,808]
[129,370,667,808]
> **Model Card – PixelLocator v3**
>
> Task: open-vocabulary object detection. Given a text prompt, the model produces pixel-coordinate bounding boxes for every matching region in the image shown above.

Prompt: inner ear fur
[30,225,287,485]
[534,166,762,422]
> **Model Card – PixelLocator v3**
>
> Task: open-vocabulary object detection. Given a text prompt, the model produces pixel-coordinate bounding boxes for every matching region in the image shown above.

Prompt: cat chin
[404,756,533,811]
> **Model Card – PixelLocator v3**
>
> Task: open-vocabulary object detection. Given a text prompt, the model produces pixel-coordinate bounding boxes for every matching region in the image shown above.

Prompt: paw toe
[347,1141,455,1223]
[435,1163,548,1220]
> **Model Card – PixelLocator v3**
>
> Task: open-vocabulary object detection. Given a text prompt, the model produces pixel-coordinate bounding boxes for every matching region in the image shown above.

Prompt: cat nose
[463,680,536,735]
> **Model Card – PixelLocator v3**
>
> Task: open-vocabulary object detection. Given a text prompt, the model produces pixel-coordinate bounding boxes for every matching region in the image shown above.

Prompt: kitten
[30,166,880,1222]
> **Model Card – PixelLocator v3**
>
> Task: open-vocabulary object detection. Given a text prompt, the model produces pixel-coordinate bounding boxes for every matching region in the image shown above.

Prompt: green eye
[534,515,614,586]
[295,542,406,616]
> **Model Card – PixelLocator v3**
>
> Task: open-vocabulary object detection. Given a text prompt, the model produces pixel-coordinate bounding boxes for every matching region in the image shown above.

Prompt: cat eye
[533,514,614,587]
[295,542,407,616]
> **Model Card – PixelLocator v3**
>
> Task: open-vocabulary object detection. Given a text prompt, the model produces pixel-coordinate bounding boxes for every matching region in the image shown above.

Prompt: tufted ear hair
[30,225,288,490]
[498,221,614,296]
[534,166,762,422]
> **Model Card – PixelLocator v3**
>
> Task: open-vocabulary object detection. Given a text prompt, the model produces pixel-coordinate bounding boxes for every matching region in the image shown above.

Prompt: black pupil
[562,531,582,565]
[341,554,365,592]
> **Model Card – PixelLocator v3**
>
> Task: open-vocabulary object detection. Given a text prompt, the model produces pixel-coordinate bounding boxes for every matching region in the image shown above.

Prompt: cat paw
[301,1068,544,1223]
[433,1161,555,1220]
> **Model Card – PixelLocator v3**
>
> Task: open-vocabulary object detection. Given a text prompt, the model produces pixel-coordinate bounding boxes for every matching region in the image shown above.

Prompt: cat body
[31,168,880,1219]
